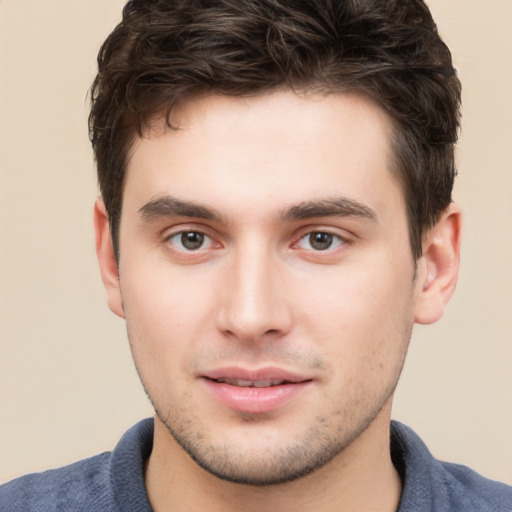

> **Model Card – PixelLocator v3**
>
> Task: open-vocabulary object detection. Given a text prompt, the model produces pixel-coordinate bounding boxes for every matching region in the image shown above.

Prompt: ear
[414,203,462,325]
[93,199,125,318]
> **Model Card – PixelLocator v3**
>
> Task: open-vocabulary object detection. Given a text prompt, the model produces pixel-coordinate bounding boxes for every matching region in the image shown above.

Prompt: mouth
[201,367,313,414]
[209,377,301,388]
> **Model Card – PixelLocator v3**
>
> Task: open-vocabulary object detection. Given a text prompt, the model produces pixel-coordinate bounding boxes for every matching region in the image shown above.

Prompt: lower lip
[202,379,312,414]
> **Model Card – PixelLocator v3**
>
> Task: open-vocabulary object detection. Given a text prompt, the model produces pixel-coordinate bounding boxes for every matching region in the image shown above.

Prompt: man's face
[114,91,423,484]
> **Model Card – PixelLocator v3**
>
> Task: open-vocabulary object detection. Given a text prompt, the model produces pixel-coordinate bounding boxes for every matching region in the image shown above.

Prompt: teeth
[216,378,286,387]
[235,379,254,387]
[253,380,272,388]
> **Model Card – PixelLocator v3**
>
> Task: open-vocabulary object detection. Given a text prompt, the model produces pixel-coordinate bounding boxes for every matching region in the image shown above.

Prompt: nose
[216,242,293,344]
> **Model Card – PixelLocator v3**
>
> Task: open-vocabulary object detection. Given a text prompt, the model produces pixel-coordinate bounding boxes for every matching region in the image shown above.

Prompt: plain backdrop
[1,0,511,485]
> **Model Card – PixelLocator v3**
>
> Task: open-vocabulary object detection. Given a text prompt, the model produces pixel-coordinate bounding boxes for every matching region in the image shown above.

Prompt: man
[1,0,511,510]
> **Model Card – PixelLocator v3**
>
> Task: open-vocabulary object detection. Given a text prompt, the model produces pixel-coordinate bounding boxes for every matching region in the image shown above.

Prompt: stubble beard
[135,345,410,487]
[152,391,395,487]
[127,307,414,487]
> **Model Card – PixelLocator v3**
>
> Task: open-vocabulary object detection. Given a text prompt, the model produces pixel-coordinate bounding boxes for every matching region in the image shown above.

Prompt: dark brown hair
[89,0,461,260]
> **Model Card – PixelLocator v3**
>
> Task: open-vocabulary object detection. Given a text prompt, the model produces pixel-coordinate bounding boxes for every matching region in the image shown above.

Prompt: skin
[95,90,461,512]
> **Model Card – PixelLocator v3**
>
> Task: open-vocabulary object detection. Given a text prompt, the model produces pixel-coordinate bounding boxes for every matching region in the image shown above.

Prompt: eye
[168,231,214,251]
[297,231,345,251]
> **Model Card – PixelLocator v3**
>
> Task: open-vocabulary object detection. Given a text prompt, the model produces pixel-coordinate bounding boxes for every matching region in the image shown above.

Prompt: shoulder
[391,421,512,512]
[0,418,154,512]
[439,460,512,511]
[0,452,114,512]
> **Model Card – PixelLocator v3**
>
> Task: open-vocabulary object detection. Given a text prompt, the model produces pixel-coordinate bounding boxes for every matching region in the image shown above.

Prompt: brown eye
[181,232,204,250]
[169,231,210,251]
[309,232,333,250]
[297,231,344,251]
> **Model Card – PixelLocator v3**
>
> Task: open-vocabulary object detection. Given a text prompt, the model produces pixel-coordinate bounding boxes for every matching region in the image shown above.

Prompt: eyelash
[166,230,219,252]
[164,228,348,256]
[293,231,346,252]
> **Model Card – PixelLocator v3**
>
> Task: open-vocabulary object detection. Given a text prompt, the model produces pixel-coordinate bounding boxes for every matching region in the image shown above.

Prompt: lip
[200,367,314,414]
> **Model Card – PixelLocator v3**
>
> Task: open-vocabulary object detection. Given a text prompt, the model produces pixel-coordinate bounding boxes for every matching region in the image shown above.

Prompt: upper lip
[201,367,312,385]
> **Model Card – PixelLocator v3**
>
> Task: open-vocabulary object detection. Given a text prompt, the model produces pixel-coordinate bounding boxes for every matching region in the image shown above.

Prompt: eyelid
[162,222,215,240]
[162,225,223,254]
[297,231,345,250]
[168,231,212,251]
[291,225,350,245]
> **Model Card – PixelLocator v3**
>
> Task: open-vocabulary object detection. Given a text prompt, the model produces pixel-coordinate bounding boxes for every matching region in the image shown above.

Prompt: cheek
[302,257,414,322]
[118,260,213,376]
[120,273,206,406]
[296,256,415,368]
[121,246,217,322]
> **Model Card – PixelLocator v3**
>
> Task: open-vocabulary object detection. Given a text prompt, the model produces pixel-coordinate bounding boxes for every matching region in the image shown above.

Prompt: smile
[212,378,292,388]
[201,367,313,414]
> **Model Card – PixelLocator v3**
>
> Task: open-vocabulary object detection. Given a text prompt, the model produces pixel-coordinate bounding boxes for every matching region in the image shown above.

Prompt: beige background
[1,0,511,485]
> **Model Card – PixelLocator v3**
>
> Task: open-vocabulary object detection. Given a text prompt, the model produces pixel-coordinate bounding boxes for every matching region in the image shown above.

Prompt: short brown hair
[89,0,461,260]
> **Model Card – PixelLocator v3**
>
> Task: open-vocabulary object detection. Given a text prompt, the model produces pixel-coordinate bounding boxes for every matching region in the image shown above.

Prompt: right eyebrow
[138,195,225,222]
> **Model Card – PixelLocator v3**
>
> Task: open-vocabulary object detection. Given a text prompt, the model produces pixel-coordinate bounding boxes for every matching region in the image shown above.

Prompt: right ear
[93,199,125,318]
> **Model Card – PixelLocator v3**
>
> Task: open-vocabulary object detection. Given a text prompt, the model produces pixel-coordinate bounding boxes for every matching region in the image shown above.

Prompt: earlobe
[414,203,462,325]
[93,199,125,318]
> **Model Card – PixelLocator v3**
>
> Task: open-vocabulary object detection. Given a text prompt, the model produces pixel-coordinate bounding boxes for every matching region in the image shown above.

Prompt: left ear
[414,203,462,325]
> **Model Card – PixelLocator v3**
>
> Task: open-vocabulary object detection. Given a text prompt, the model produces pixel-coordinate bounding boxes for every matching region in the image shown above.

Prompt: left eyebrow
[281,197,378,222]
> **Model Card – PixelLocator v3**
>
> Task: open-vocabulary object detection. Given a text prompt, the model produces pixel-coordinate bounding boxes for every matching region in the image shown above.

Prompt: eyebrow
[138,195,377,224]
[281,197,378,222]
[138,196,225,222]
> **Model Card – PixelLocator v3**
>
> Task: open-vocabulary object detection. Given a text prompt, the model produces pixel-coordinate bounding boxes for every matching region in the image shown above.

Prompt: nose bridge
[218,236,291,342]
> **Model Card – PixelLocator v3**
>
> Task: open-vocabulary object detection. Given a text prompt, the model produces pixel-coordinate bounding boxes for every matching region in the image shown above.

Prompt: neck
[145,409,402,512]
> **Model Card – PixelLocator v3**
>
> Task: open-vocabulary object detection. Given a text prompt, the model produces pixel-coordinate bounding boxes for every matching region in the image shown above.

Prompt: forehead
[124,90,402,222]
